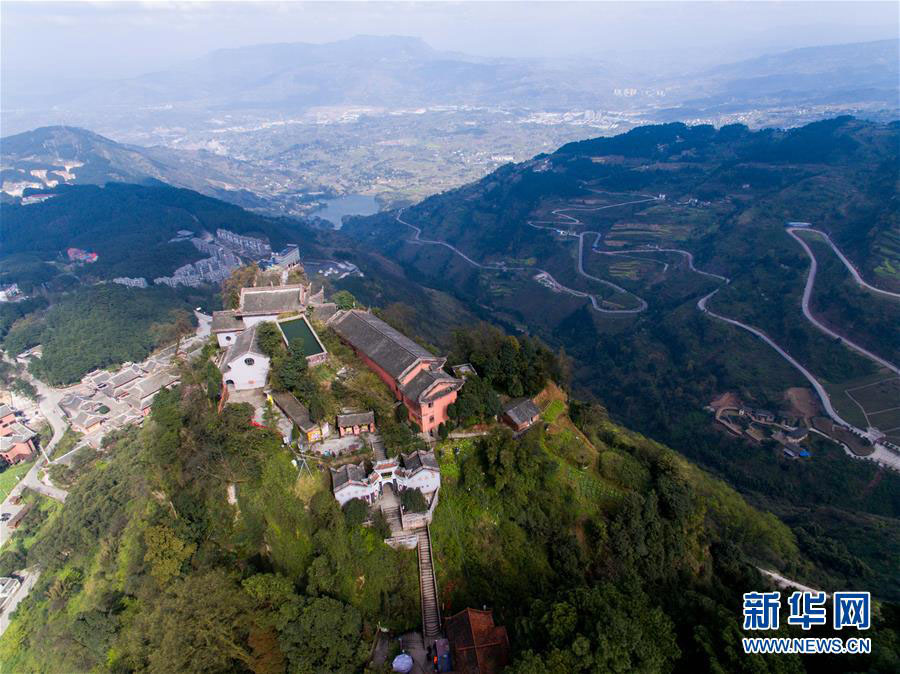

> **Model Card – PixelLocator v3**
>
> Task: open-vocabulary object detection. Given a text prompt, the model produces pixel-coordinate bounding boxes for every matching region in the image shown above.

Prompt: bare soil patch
[784,387,820,419]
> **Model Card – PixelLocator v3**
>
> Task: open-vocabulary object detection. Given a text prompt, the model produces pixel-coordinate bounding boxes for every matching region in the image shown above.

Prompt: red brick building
[329,310,463,437]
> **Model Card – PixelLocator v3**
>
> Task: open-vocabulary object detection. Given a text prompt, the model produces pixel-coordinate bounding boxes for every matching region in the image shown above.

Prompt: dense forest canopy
[2,284,201,384]
[0,183,321,280]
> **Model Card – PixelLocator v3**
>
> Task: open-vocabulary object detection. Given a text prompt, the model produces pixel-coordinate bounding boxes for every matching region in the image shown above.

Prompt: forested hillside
[0,183,312,280]
[2,284,202,385]
[3,350,897,672]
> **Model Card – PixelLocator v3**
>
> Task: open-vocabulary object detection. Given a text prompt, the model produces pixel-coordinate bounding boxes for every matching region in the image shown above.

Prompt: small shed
[501,398,541,432]
[272,391,329,444]
[336,410,376,437]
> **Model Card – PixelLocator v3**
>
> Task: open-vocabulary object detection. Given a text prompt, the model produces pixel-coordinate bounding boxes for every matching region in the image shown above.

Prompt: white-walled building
[212,284,309,347]
[221,325,270,391]
[330,449,441,507]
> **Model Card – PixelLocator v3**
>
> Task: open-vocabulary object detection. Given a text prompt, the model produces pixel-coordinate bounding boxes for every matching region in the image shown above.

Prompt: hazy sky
[2,1,897,83]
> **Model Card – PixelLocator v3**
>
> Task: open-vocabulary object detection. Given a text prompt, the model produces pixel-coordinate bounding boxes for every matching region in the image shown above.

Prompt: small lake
[313,194,380,228]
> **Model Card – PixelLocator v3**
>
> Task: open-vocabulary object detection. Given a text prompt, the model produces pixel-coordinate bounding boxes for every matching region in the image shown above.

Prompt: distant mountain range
[3,35,897,135]
[0,126,319,214]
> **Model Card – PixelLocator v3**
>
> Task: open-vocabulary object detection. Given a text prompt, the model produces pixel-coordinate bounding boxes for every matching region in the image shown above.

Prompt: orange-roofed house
[445,607,510,673]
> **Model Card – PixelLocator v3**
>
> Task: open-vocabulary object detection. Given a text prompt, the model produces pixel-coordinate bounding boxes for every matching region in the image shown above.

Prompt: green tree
[205,361,222,402]
[143,525,196,586]
[278,596,367,674]
[342,498,369,527]
[256,321,284,358]
[401,488,428,513]
[129,569,253,673]
[9,379,37,400]
[331,290,358,310]
[276,339,309,392]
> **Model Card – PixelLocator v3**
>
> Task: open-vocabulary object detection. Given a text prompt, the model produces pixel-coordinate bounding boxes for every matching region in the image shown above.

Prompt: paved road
[0,568,40,636]
[698,288,856,429]
[757,568,826,596]
[791,228,900,301]
[787,227,899,376]
[593,245,729,283]
[398,192,657,315]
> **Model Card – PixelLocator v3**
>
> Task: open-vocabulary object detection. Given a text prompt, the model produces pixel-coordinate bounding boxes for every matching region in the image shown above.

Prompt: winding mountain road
[787,227,899,376]
[697,288,853,427]
[398,196,655,314]
[790,228,900,301]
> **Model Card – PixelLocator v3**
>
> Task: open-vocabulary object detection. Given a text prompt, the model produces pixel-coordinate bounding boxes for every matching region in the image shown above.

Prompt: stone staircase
[383,503,403,534]
[417,525,441,640]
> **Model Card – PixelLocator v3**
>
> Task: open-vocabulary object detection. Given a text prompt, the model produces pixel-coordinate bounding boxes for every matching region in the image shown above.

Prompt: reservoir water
[313,194,380,228]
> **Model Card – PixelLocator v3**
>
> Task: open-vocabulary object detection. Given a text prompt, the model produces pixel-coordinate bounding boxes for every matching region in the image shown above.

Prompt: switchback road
[787,227,899,376]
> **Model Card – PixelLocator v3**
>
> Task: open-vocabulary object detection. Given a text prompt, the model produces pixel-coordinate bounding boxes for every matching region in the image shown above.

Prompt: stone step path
[416,526,441,640]
[383,504,403,534]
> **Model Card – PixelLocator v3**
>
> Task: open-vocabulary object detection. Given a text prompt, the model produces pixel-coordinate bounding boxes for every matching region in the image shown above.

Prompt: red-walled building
[329,310,463,437]
[0,404,37,464]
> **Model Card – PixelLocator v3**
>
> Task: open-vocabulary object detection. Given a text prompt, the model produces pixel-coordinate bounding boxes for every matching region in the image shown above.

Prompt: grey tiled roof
[400,368,462,403]
[132,371,179,398]
[503,398,541,427]
[272,392,317,432]
[0,404,12,418]
[224,324,264,363]
[109,364,144,390]
[1,421,36,445]
[211,310,244,332]
[239,286,304,316]
[336,411,375,427]
[330,310,439,379]
[402,450,439,474]
[331,461,368,490]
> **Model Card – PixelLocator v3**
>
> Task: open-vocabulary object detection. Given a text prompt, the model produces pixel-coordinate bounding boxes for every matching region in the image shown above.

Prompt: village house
[271,391,330,445]
[120,371,181,415]
[784,427,809,444]
[58,392,108,433]
[330,448,441,508]
[212,284,309,347]
[328,310,463,437]
[501,398,541,432]
[0,284,22,303]
[336,411,376,437]
[0,405,37,464]
[220,324,270,391]
[261,244,301,270]
[0,405,16,433]
[0,423,37,464]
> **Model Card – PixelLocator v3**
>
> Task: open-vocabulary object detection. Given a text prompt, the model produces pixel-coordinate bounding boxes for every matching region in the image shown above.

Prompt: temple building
[220,324,271,391]
[501,398,541,432]
[336,411,376,437]
[0,405,37,464]
[330,449,440,507]
[328,310,463,436]
[212,284,309,347]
